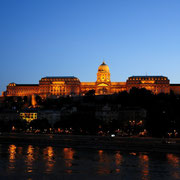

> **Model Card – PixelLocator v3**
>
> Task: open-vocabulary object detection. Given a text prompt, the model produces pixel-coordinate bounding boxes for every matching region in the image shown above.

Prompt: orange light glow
[17,147,23,155]
[98,150,103,155]
[167,154,179,166]
[9,144,16,160]
[115,151,122,173]
[43,146,55,173]
[8,144,17,171]
[115,152,122,166]
[26,145,34,173]
[31,94,37,107]
[130,152,136,156]
[97,149,111,174]
[47,146,54,158]
[97,83,108,87]
[141,80,155,84]
[139,153,149,180]
[167,154,180,179]
[63,148,75,173]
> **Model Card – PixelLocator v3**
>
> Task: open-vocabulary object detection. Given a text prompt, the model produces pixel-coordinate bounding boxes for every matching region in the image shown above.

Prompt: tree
[85,89,95,96]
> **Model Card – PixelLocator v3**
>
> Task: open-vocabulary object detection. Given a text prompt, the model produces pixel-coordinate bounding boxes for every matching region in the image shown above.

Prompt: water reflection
[43,146,55,173]
[167,154,180,167]
[63,148,74,174]
[25,145,34,173]
[97,150,111,174]
[98,150,104,162]
[17,147,23,155]
[2,143,180,179]
[130,152,137,156]
[8,144,16,171]
[139,153,149,180]
[167,153,180,179]
[115,151,122,173]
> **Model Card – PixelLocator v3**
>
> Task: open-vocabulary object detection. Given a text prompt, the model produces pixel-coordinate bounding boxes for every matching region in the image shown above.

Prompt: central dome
[98,61,110,73]
[97,61,111,83]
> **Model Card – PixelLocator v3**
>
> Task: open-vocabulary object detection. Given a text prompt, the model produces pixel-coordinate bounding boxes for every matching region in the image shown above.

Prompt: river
[0,143,180,179]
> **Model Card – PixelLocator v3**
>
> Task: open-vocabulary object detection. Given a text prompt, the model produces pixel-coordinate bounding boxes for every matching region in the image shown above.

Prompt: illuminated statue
[31,94,37,108]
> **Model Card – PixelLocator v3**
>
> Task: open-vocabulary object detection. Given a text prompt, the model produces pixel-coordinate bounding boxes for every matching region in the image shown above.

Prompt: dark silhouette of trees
[2,87,180,137]
[85,89,95,96]
[29,118,51,131]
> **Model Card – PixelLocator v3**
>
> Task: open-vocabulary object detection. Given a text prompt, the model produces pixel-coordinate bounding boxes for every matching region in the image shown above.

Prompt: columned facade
[126,76,170,94]
[3,61,180,97]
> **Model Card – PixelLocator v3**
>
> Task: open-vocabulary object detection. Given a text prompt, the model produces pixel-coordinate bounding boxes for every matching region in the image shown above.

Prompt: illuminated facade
[126,76,170,94]
[81,61,126,95]
[3,62,180,97]
[20,112,37,123]
[5,77,80,98]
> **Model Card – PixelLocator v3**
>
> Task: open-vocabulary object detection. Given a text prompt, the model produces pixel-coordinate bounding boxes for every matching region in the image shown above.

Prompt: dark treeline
[0,88,180,137]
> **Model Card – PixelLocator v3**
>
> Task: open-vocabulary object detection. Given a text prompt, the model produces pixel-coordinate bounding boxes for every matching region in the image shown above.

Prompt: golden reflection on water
[17,147,23,155]
[97,150,111,174]
[8,144,17,171]
[167,154,179,166]
[130,152,137,156]
[115,151,122,173]
[26,145,34,173]
[98,150,103,162]
[167,153,180,179]
[63,148,75,174]
[9,144,16,160]
[139,153,149,180]
[43,146,55,173]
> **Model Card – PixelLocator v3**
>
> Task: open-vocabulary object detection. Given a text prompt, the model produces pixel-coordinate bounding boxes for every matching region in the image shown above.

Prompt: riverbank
[0,133,180,153]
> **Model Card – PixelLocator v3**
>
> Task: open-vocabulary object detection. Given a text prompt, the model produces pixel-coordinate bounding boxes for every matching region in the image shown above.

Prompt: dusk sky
[0,0,180,94]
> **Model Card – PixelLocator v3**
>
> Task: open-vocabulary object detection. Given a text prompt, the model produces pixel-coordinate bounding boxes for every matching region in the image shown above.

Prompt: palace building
[2,62,180,98]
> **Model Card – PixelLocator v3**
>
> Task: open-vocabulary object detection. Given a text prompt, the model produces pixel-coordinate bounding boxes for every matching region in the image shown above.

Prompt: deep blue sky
[0,0,180,93]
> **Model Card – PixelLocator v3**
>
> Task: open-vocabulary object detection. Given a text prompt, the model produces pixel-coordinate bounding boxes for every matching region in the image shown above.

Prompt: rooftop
[43,76,78,79]
[129,75,167,78]
[16,84,39,86]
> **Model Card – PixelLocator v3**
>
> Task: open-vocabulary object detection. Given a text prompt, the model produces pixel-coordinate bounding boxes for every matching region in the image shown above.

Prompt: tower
[96,61,111,83]
[96,61,111,94]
